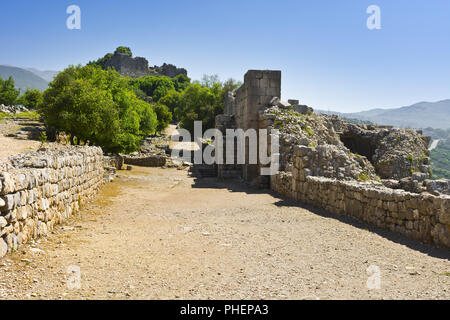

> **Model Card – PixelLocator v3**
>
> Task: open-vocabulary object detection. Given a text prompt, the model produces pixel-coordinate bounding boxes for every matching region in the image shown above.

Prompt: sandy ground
[0,167,449,300]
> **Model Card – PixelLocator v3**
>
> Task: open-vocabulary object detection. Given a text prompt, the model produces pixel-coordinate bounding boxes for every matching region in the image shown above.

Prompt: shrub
[172,74,191,92]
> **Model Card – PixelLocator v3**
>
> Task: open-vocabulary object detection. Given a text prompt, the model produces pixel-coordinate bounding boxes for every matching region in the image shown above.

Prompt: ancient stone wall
[153,63,187,78]
[271,145,450,248]
[104,53,151,78]
[0,146,104,258]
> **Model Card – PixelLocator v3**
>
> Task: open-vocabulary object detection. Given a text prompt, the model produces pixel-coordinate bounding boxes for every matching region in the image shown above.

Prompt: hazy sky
[1,0,449,112]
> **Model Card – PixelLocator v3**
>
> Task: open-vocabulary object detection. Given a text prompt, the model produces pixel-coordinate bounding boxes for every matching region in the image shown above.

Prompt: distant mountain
[318,99,450,129]
[25,68,58,83]
[0,65,49,92]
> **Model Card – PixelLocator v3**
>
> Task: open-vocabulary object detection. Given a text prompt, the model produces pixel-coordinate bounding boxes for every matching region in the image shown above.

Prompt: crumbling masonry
[215,70,450,248]
[0,146,104,258]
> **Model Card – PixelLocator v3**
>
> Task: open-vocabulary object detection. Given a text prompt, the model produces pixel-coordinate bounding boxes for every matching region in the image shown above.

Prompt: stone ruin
[103,52,187,78]
[0,104,31,114]
[215,70,450,247]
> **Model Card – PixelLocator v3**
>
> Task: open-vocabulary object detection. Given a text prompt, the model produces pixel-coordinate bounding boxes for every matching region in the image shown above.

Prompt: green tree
[157,76,241,135]
[40,65,157,153]
[0,76,20,105]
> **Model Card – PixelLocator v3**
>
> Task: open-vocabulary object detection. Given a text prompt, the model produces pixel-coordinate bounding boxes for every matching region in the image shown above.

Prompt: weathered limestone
[216,70,449,248]
[0,146,104,258]
[123,154,167,167]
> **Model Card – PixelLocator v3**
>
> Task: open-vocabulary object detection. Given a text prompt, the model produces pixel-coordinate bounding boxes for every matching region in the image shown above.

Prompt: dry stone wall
[0,146,104,258]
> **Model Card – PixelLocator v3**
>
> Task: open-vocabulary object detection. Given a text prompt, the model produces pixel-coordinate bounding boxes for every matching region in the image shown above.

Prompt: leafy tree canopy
[17,88,43,109]
[114,46,133,57]
[0,76,20,105]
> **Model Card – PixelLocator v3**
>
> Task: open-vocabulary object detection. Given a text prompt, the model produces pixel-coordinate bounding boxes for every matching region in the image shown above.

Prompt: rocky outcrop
[263,107,432,183]
[293,144,377,181]
[324,116,431,180]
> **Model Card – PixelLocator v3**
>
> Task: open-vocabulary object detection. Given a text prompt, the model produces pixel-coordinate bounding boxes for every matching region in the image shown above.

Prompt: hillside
[318,99,450,129]
[26,68,58,82]
[0,65,49,92]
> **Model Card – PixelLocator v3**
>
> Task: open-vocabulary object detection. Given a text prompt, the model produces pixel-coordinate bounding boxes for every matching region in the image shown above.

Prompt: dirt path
[0,167,449,300]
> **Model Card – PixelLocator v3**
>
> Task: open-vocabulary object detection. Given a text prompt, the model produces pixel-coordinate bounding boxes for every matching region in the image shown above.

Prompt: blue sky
[0,0,449,112]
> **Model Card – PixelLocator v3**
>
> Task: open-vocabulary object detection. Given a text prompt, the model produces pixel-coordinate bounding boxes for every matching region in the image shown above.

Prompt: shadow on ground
[190,170,450,261]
